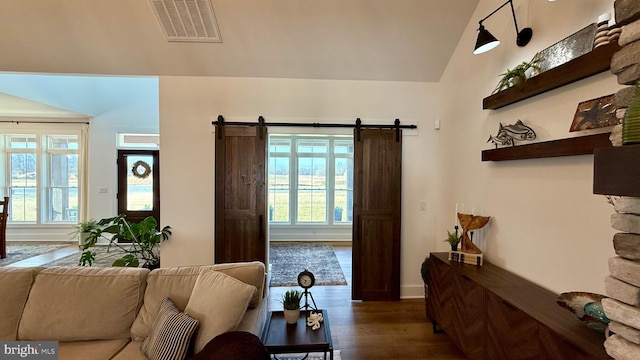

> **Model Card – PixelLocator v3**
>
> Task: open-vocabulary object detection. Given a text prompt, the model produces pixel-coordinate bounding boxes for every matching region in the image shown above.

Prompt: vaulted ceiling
[0,0,478,82]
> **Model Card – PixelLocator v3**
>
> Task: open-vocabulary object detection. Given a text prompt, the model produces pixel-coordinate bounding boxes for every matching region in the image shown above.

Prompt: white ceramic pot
[79,232,91,248]
[283,309,300,325]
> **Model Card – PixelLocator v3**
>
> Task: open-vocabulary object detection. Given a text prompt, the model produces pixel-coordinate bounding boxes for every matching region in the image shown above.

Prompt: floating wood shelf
[483,42,621,110]
[482,132,612,161]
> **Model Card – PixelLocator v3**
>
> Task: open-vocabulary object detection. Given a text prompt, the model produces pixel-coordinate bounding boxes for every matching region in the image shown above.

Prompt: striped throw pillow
[141,297,199,360]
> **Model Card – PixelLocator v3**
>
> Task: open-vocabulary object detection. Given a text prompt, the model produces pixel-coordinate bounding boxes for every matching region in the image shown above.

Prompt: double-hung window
[0,125,85,225]
[268,135,353,226]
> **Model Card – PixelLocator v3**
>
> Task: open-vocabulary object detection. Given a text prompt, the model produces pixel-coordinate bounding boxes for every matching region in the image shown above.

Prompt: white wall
[159,76,441,297]
[0,74,158,239]
[437,0,618,294]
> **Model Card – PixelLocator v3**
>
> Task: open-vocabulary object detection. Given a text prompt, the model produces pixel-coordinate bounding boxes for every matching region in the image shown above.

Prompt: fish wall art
[487,120,536,148]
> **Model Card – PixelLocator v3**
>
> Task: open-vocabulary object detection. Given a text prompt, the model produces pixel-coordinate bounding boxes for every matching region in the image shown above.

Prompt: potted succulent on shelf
[444,230,462,251]
[280,289,303,325]
[69,219,100,248]
[78,214,171,269]
[492,53,542,94]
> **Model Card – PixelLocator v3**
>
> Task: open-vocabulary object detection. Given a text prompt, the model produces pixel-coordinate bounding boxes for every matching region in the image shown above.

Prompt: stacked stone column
[603,198,640,358]
[600,2,640,359]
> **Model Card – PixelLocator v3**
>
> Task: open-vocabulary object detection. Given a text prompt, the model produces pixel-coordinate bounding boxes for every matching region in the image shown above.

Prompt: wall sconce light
[473,0,533,55]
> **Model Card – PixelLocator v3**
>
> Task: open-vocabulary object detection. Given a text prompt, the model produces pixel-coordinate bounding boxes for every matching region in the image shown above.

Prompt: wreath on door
[131,160,152,179]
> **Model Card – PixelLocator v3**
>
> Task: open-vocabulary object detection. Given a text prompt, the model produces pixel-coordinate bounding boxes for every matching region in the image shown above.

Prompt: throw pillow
[141,297,199,360]
[184,269,257,354]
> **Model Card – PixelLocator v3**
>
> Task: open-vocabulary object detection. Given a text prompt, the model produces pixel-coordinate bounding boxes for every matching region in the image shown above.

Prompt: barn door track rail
[213,115,417,141]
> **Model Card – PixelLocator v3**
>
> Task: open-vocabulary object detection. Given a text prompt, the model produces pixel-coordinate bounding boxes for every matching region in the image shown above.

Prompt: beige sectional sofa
[0,261,268,360]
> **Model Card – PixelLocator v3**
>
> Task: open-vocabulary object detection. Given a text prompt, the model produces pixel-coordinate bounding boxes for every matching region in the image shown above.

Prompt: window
[0,127,85,225]
[268,135,353,226]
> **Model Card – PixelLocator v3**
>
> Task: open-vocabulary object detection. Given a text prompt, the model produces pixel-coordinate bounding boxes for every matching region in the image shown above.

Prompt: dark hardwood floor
[267,245,466,360]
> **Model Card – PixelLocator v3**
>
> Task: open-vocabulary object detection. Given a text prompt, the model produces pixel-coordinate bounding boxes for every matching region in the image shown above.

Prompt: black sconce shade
[474,25,500,55]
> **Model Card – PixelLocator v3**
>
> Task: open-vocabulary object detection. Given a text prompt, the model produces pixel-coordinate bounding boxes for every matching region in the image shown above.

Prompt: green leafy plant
[444,230,462,248]
[79,215,171,268]
[280,289,303,310]
[68,219,100,240]
[492,53,542,94]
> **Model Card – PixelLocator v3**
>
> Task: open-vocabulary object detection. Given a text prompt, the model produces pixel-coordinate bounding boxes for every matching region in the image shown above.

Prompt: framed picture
[570,94,619,132]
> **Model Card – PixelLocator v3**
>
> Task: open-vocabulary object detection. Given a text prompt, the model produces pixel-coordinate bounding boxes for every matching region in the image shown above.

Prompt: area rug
[273,350,340,360]
[0,242,71,266]
[43,246,126,267]
[270,242,347,287]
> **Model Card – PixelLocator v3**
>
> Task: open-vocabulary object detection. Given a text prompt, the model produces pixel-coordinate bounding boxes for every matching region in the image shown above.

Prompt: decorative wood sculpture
[457,213,491,254]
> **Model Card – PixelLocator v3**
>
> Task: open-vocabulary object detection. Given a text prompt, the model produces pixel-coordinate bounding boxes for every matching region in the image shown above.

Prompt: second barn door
[214,126,268,264]
[352,129,402,301]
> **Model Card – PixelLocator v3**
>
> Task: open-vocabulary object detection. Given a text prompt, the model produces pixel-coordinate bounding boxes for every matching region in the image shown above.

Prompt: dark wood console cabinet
[427,252,609,360]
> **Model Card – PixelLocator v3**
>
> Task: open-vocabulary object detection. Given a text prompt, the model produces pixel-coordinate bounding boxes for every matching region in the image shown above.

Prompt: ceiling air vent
[149,0,222,42]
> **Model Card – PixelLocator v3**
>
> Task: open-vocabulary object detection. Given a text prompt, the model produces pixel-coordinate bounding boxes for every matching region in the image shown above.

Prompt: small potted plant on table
[281,289,303,325]
[444,230,462,251]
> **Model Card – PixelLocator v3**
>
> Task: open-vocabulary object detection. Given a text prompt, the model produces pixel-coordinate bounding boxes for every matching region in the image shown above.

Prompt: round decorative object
[131,160,152,179]
[297,269,315,289]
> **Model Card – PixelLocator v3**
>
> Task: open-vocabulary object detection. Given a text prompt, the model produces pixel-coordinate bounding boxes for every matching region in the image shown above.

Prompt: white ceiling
[0,0,479,82]
[0,92,89,118]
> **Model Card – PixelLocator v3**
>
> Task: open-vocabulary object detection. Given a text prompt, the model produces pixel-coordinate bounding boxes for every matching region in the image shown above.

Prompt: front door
[117,150,160,226]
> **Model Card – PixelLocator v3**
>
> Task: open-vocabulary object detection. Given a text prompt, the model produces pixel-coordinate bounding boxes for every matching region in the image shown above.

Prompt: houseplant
[492,53,542,94]
[69,219,100,248]
[78,214,171,269]
[444,230,461,251]
[421,256,430,319]
[280,289,303,324]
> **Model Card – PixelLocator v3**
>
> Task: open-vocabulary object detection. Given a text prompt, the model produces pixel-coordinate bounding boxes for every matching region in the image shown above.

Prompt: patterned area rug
[273,350,340,360]
[44,246,128,267]
[0,242,72,266]
[270,242,347,287]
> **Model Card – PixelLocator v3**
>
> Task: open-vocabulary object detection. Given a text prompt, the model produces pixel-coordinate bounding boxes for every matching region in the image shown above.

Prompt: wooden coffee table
[261,309,333,360]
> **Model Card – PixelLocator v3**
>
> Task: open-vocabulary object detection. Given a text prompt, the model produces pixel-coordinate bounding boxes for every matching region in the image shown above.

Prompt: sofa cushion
[141,297,199,360]
[131,265,213,341]
[18,266,149,341]
[212,262,265,308]
[0,267,41,340]
[131,261,265,341]
[185,270,256,354]
[58,339,130,360]
[58,339,129,360]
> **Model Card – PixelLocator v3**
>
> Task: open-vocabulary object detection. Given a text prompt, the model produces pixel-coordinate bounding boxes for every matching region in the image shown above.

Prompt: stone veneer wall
[601,1,640,359]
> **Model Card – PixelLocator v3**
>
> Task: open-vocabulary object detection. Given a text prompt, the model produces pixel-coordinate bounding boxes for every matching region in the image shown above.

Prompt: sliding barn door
[214,126,267,264]
[352,129,402,301]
